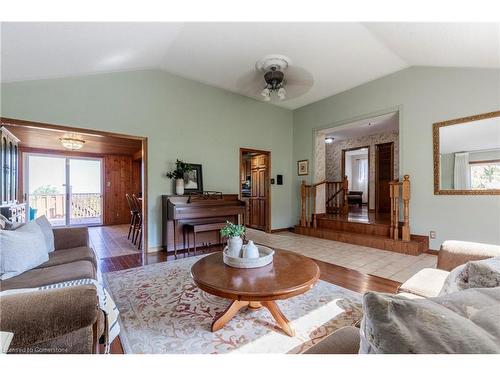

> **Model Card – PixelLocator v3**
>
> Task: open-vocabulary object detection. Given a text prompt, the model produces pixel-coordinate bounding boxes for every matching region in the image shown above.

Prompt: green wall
[0,70,294,249]
[293,66,500,249]
[2,66,499,251]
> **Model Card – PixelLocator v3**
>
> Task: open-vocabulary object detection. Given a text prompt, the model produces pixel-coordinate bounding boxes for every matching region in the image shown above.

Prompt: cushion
[359,287,500,354]
[439,264,467,296]
[440,257,500,296]
[35,215,55,253]
[467,256,500,288]
[0,221,49,280]
[398,268,450,298]
[0,214,24,230]
[0,260,96,291]
[35,247,97,269]
[303,326,361,354]
[438,240,500,271]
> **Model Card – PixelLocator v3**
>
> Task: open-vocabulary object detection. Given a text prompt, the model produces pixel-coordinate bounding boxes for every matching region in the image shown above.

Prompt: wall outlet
[429,231,436,239]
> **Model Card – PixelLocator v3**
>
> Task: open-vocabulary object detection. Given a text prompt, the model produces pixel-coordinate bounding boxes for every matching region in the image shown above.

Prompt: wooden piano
[162,193,246,254]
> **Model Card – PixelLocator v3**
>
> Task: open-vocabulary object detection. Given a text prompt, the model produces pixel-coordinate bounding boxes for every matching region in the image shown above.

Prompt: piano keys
[162,194,246,253]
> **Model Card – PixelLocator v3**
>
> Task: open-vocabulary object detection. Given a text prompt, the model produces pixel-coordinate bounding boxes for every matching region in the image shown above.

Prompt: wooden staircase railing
[325,177,348,215]
[300,177,348,228]
[389,175,411,241]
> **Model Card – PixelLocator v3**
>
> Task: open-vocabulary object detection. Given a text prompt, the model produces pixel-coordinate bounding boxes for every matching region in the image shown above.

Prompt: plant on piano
[166,159,193,195]
[166,159,193,180]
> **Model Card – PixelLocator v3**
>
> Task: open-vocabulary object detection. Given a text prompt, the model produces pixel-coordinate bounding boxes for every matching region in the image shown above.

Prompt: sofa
[0,226,105,354]
[304,240,500,354]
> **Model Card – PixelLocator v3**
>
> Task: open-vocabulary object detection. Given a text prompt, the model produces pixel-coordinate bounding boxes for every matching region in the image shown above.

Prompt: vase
[175,178,185,195]
[242,240,259,259]
[227,236,243,258]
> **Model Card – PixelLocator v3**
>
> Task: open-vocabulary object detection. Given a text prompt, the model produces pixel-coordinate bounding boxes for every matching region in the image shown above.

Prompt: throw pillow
[467,256,500,289]
[35,215,55,252]
[0,221,49,280]
[439,256,500,296]
[439,263,468,296]
[0,214,24,230]
[359,287,500,354]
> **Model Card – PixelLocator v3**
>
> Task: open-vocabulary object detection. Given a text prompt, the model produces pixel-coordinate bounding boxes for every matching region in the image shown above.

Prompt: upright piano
[162,194,246,252]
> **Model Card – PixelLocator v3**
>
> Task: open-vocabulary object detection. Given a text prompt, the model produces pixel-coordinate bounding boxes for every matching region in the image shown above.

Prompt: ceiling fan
[236,54,314,103]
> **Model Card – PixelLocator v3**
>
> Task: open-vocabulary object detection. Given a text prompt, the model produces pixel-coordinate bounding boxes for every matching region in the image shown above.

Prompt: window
[470,161,500,189]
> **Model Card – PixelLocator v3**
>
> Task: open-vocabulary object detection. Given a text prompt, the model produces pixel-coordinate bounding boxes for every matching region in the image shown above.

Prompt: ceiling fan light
[261,88,270,97]
[263,94,271,102]
[59,133,85,151]
[277,87,286,100]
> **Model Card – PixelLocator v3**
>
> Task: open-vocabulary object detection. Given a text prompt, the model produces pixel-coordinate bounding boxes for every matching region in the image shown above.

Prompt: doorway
[239,148,271,232]
[375,142,394,213]
[342,146,369,215]
[1,117,148,263]
[25,153,103,226]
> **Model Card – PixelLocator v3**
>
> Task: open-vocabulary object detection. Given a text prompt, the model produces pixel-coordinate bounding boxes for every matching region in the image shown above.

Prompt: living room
[1,0,500,372]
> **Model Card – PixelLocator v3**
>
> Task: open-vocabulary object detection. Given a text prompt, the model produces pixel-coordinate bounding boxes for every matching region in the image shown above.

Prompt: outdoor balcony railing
[29,193,102,222]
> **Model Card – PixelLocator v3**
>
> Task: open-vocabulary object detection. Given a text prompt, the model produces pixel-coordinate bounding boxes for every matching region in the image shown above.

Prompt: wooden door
[249,154,268,230]
[375,142,394,213]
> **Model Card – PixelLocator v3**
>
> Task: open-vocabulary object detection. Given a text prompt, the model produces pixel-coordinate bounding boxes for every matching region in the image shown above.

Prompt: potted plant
[220,221,246,258]
[166,159,193,195]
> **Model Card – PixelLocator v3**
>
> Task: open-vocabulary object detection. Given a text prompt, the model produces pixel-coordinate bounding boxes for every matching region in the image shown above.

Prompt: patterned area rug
[104,255,362,354]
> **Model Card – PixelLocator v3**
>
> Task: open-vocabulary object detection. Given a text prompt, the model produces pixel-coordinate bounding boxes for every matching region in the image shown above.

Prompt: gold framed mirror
[433,110,500,195]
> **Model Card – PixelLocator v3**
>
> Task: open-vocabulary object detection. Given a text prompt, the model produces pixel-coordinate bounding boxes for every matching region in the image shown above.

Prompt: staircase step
[317,216,393,237]
[294,225,425,256]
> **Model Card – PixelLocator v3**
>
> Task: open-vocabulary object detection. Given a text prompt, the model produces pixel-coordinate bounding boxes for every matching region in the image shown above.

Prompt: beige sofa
[0,227,105,354]
[304,240,500,354]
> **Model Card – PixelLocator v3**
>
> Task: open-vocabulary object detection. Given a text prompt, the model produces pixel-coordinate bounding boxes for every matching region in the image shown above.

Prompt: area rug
[104,255,362,354]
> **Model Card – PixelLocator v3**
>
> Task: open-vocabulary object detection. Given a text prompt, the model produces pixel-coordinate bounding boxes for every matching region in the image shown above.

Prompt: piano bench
[183,221,227,256]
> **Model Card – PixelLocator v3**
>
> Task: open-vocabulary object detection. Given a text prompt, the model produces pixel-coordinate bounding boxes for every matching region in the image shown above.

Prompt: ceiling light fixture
[256,56,290,102]
[325,137,334,144]
[59,133,85,151]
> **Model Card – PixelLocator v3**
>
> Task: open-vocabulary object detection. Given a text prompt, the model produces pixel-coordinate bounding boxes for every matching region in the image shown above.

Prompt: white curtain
[354,158,369,203]
[454,152,471,189]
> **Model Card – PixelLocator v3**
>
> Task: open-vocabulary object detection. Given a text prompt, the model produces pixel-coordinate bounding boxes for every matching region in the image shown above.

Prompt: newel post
[402,175,411,241]
[342,175,349,215]
[300,180,306,227]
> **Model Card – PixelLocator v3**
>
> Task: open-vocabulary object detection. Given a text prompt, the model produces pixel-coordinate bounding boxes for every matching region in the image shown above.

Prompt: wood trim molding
[433,110,500,195]
[270,227,294,233]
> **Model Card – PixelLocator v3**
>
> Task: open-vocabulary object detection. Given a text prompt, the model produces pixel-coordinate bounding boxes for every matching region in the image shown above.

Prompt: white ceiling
[325,111,399,142]
[440,116,500,154]
[1,22,499,109]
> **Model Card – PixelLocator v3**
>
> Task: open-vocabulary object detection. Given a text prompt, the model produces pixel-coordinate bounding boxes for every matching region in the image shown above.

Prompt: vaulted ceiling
[1,22,499,109]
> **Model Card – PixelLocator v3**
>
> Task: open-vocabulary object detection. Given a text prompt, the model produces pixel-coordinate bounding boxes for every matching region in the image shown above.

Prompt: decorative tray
[223,245,275,269]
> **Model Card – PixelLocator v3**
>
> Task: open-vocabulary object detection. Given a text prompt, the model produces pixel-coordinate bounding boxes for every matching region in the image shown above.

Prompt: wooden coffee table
[191,249,320,336]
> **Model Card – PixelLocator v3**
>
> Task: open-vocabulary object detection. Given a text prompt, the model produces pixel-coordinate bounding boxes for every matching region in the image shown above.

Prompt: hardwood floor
[99,246,400,354]
[89,225,141,259]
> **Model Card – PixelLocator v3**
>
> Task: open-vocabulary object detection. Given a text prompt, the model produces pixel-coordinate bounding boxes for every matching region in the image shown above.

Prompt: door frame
[1,117,149,264]
[375,142,394,213]
[239,147,271,233]
[23,152,104,226]
[341,145,370,207]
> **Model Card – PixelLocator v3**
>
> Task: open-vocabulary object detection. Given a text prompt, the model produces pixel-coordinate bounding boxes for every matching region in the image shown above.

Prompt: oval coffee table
[191,249,320,336]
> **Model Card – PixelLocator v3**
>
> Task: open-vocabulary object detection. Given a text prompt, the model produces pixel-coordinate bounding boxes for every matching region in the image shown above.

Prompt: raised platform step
[294,225,427,256]
[317,215,393,237]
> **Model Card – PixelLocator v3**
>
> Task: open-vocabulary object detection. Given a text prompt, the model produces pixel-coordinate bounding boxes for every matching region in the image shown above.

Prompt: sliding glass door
[25,154,103,226]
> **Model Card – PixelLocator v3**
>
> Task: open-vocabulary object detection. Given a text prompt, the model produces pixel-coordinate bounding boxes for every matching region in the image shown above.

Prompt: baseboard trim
[426,249,439,255]
[270,227,294,233]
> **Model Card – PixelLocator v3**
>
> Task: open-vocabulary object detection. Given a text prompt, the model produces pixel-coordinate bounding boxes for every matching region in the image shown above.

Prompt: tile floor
[89,224,141,259]
[246,229,437,283]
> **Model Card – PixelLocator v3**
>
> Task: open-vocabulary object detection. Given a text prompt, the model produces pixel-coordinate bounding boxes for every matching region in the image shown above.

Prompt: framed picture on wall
[297,159,309,176]
[184,164,203,193]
